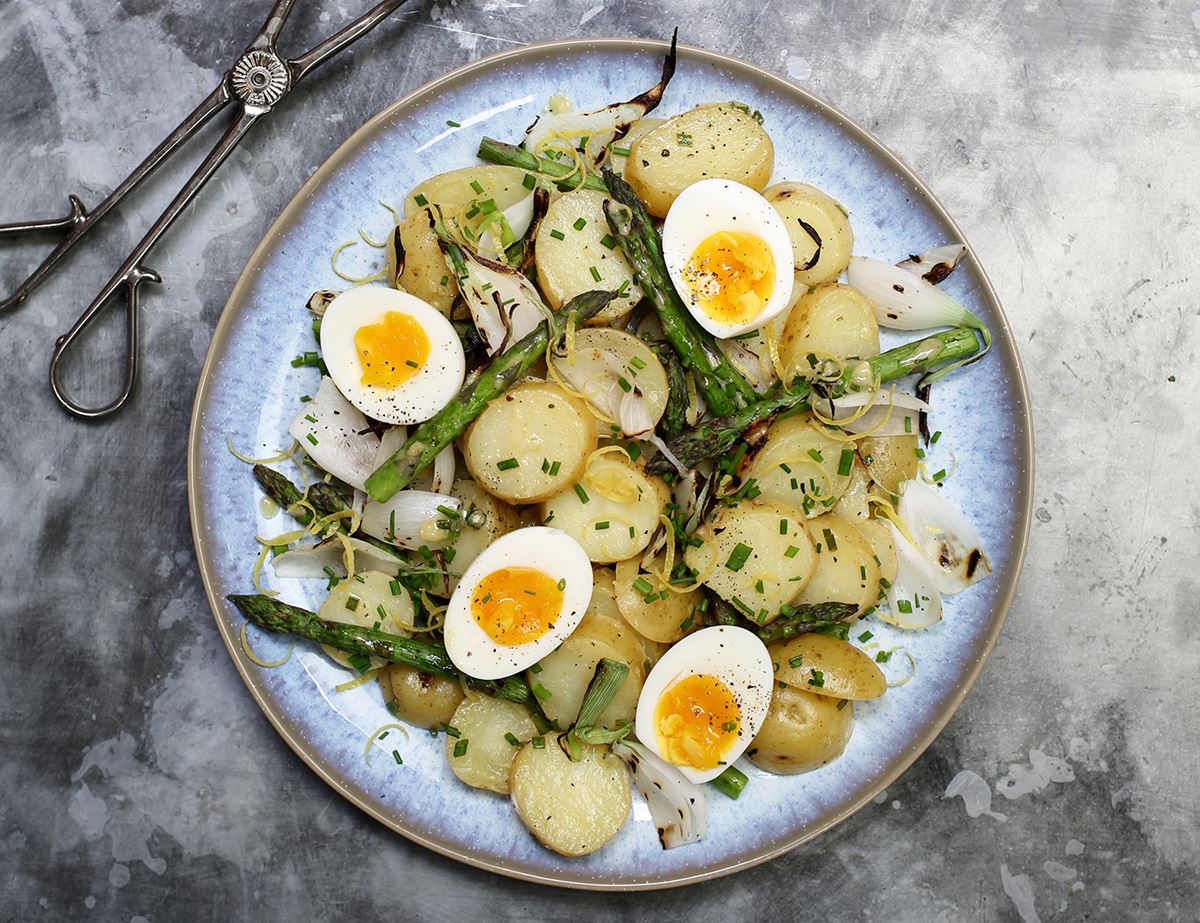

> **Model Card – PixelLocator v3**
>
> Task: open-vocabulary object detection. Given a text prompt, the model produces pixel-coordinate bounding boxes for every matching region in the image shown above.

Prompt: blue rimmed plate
[188,37,1032,890]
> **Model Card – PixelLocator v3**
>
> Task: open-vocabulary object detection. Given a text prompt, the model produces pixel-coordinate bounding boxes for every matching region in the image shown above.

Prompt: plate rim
[187,35,1034,891]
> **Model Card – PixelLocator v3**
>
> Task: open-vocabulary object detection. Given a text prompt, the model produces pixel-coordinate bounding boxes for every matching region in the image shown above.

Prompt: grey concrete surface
[1,0,1197,920]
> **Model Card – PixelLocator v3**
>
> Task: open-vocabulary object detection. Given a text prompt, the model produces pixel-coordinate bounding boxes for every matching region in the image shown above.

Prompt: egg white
[634,625,774,783]
[662,179,795,339]
[443,527,593,680]
[320,287,465,425]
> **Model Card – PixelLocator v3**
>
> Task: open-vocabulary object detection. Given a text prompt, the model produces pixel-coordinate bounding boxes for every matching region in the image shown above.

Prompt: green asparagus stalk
[476,137,609,193]
[253,464,347,524]
[645,338,688,440]
[647,326,984,473]
[228,594,531,704]
[709,594,856,642]
[364,288,617,502]
[599,167,758,417]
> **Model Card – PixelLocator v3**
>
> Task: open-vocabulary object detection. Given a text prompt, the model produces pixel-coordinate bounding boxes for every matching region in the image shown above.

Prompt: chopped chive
[532,736,546,749]
[533,684,552,701]
[550,229,566,241]
[624,441,641,461]
[680,613,694,631]
[807,669,825,688]
[617,376,632,392]
[573,217,587,231]
[557,578,566,591]
[347,652,371,674]
[612,145,631,156]
[807,448,823,463]
[530,663,542,674]
[453,738,469,758]
[779,462,792,473]
[932,468,947,482]
[784,545,800,559]
[897,599,913,614]
[443,723,461,738]
[823,528,838,552]
[600,233,618,249]
[837,448,854,476]
[548,460,562,476]
[405,359,419,368]
[858,630,874,642]
[392,750,403,764]
[573,484,590,504]
[594,521,610,530]
[446,119,461,127]
[876,650,893,664]
[505,732,521,747]
[439,274,449,286]
[633,577,655,595]
[306,433,319,446]
[720,720,737,733]
[303,414,317,424]
[725,543,753,572]
[904,416,913,433]
[469,180,484,194]
[931,430,942,444]
[589,265,602,282]
[413,193,428,206]
[496,457,519,471]
[629,355,646,370]
[779,518,789,535]
[788,655,804,668]
[522,172,537,189]
[541,457,550,473]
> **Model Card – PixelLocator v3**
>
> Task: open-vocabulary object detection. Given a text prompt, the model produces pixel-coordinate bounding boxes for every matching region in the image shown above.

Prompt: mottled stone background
[1,0,1197,920]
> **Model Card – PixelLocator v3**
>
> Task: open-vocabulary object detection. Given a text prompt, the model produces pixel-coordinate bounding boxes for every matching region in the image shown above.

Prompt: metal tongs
[0,0,411,418]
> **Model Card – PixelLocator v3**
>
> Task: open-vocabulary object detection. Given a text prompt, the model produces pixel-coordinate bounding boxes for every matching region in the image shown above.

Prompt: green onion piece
[628,354,646,370]
[633,576,655,595]
[532,736,546,749]
[837,448,854,476]
[413,193,428,206]
[612,145,631,156]
[897,599,913,614]
[522,173,537,190]
[876,650,892,664]
[572,658,630,732]
[710,765,749,799]
[496,457,519,471]
[725,543,753,572]
[532,683,552,701]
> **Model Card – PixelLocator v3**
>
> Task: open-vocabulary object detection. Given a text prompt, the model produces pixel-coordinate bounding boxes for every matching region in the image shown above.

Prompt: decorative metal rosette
[230,50,289,109]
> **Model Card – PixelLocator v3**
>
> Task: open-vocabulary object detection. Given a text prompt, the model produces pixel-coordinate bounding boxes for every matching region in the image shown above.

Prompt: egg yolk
[471,567,564,646]
[354,311,429,388]
[682,230,776,326]
[653,673,742,770]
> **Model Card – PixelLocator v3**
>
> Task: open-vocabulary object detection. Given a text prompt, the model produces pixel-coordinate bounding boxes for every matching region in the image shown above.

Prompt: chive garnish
[837,448,854,476]
[453,739,469,758]
[572,217,587,231]
[550,229,566,241]
[725,543,753,571]
[496,457,519,471]
[573,484,590,504]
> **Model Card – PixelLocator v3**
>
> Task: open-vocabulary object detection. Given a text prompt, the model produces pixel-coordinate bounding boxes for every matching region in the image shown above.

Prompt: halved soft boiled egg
[634,625,774,783]
[662,179,795,339]
[320,287,465,425]
[444,527,593,680]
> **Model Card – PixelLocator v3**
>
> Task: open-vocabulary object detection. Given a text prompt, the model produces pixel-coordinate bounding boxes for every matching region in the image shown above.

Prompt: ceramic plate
[188,38,1032,890]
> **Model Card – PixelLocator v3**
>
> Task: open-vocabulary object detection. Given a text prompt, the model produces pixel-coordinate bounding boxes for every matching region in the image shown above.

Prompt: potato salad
[229,36,994,858]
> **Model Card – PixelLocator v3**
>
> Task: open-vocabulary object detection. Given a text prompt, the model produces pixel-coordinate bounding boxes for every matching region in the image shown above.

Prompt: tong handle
[0,196,90,313]
[48,108,261,419]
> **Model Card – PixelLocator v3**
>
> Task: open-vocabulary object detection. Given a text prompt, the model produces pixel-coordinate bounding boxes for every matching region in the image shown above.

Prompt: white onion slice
[360,490,460,549]
[847,255,979,332]
[878,520,943,629]
[612,739,708,849]
[272,536,403,579]
[453,249,547,356]
[813,389,929,437]
[897,244,967,284]
[429,444,456,494]
[618,389,655,437]
[477,192,536,258]
[288,377,380,490]
[897,479,991,594]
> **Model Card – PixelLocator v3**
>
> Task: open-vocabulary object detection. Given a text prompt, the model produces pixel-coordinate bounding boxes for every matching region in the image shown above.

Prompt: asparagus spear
[364,288,617,502]
[645,338,688,440]
[476,137,608,193]
[647,326,984,473]
[228,594,532,704]
[709,594,856,642]
[599,167,759,417]
[253,464,347,524]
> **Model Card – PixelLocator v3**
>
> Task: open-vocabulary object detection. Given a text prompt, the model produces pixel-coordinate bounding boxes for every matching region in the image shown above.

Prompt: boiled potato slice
[463,381,597,504]
[625,104,774,217]
[382,665,465,731]
[572,609,651,680]
[396,209,456,315]
[856,519,898,590]
[447,479,522,592]
[832,457,871,521]
[779,283,880,379]
[684,499,816,622]
[763,182,853,288]
[549,328,669,430]
[607,116,665,177]
[540,454,664,563]
[858,435,919,495]
[510,734,631,856]
[743,414,854,515]
[613,555,700,644]
[529,633,641,729]
[405,165,530,223]
[535,189,640,322]
[771,634,886,700]
[445,694,537,794]
[793,515,880,614]
[748,685,854,774]
[317,570,414,670]
[589,566,667,670]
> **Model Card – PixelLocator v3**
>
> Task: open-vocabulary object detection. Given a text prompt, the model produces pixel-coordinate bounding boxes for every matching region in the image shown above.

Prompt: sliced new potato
[540,454,665,563]
[748,685,854,774]
[383,664,465,731]
[396,208,456,314]
[763,182,854,288]
[858,435,919,495]
[743,414,854,516]
[447,479,522,592]
[684,499,816,622]
[793,515,880,614]
[779,283,880,379]
[625,104,774,217]
[510,734,631,856]
[463,380,597,504]
[317,571,414,670]
[855,518,898,592]
[613,555,700,644]
[445,693,537,794]
[535,189,640,322]
[529,633,641,729]
[770,634,886,700]
[548,327,669,430]
[405,165,531,223]
[832,457,871,521]
[590,566,668,670]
